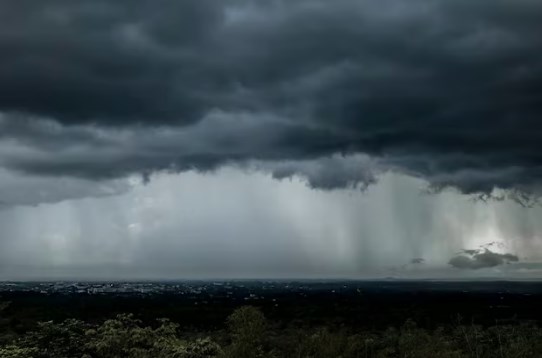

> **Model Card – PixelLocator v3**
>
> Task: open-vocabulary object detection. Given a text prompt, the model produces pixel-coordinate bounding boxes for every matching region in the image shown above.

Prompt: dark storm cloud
[1,0,542,197]
[264,155,378,190]
[0,113,355,182]
[411,258,425,265]
[0,0,224,124]
[449,248,519,270]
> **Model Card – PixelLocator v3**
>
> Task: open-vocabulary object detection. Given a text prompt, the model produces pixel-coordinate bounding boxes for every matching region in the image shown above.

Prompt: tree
[85,314,187,358]
[224,306,267,358]
[84,313,222,357]
[0,345,38,358]
[0,302,13,346]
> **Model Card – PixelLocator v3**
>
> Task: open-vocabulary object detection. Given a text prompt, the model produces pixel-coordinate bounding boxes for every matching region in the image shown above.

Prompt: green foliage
[84,313,182,357]
[294,328,352,358]
[271,320,542,358]
[453,322,542,358]
[0,313,221,358]
[185,338,223,358]
[0,305,541,358]
[227,306,266,343]
[393,320,461,358]
[0,345,38,358]
[84,313,221,358]
[224,306,267,358]
[289,324,461,358]
[21,319,89,358]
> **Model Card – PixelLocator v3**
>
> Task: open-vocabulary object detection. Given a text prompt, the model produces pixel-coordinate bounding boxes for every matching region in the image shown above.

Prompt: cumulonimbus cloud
[1,0,542,204]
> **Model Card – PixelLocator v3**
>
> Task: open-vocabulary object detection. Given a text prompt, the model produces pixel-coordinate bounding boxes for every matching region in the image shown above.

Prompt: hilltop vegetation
[1,302,542,358]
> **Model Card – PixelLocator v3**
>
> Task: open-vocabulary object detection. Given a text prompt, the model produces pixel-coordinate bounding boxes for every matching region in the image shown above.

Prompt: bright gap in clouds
[0,167,541,281]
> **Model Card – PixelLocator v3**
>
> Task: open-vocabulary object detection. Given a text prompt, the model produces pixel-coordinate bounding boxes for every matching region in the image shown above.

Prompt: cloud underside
[449,249,519,270]
[1,0,542,204]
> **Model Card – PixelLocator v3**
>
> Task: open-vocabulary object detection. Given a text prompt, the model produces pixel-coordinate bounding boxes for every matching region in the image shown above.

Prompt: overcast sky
[1,0,541,280]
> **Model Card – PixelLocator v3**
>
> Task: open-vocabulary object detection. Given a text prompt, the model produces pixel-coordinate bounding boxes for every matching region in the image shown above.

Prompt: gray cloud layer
[1,0,542,201]
[449,248,519,270]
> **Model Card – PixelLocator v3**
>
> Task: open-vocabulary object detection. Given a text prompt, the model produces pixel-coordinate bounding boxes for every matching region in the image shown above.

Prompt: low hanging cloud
[1,0,542,205]
[258,155,378,190]
[0,168,130,208]
[449,248,519,270]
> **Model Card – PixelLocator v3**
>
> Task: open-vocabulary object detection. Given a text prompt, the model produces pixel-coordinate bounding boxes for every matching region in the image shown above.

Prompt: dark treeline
[1,290,542,358]
[1,303,542,357]
[2,282,542,357]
